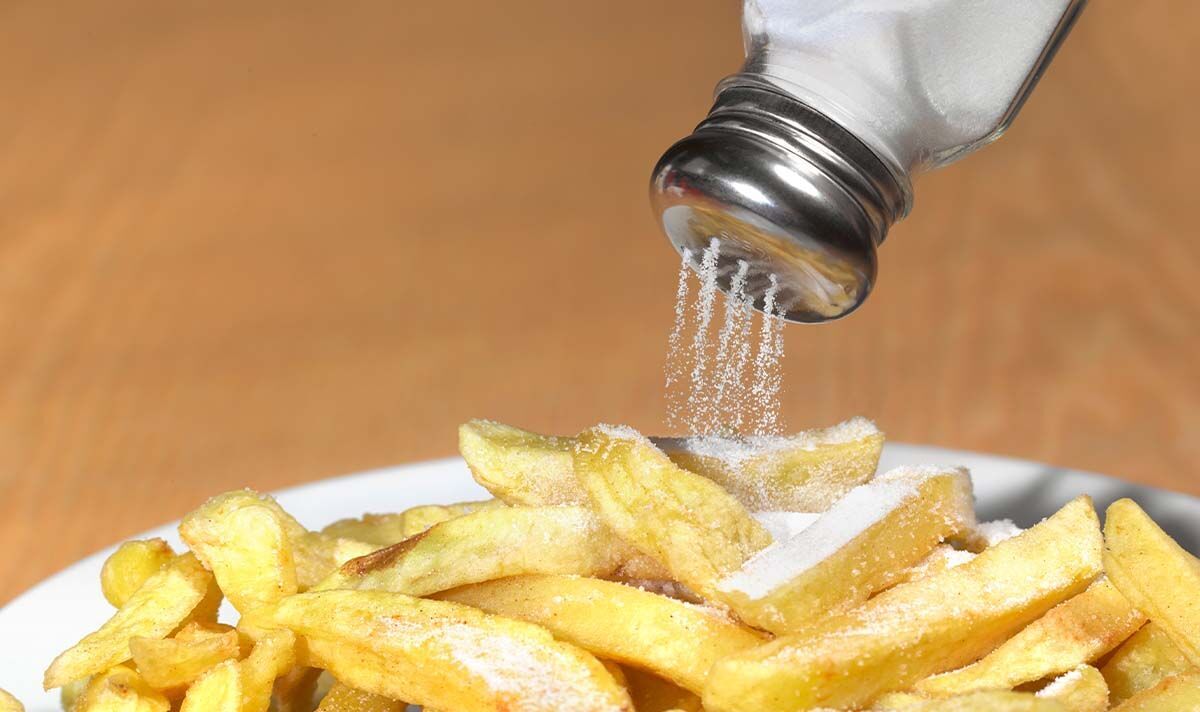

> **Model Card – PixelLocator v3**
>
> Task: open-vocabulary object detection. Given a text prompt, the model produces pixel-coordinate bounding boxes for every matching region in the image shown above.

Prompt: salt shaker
[650,0,1087,322]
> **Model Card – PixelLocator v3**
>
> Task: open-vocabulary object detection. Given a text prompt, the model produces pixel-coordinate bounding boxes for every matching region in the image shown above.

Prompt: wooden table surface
[2,2,1198,604]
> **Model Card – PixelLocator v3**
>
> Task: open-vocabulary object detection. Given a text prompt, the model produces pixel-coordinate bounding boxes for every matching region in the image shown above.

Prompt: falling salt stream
[663,248,694,430]
[686,238,722,429]
[664,239,786,436]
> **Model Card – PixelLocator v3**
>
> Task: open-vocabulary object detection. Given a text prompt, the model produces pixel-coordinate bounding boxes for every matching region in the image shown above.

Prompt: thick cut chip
[240,629,297,712]
[461,418,884,511]
[44,554,216,689]
[574,425,771,602]
[623,667,702,712]
[875,690,1067,711]
[0,689,21,712]
[318,506,634,596]
[438,574,764,694]
[878,544,977,591]
[460,419,578,506]
[702,496,1103,712]
[1101,623,1193,705]
[1102,498,1200,667]
[655,417,884,510]
[180,489,367,595]
[180,660,241,712]
[1110,671,1200,711]
[316,682,405,711]
[1036,666,1109,712]
[718,466,974,633]
[100,539,176,608]
[181,498,298,614]
[321,500,503,546]
[130,623,241,690]
[268,589,632,711]
[915,576,1144,694]
[73,665,169,712]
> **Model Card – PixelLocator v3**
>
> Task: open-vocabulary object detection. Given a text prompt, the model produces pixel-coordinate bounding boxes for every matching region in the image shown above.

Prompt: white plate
[3,445,1199,709]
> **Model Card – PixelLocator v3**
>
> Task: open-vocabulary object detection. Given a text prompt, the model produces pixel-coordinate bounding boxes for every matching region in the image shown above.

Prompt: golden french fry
[180,489,368,595]
[44,554,216,689]
[1101,623,1194,705]
[1103,498,1200,668]
[459,420,578,505]
[179,660,241,712]
[702,496,1103,712]
[321,500,503,546]
[1036,665,1109,712]
[622,667,703,712]
[73,665,169,712]
[1110,671,1200,711]
[574,425,771,602]
[656,417,884,510]
[316,682,405,711]
[129,622,241,691]
[100,539,175,608]
[718,466,974,633]
[915,576,1144,694]
[438,574,764,694]
[181,498,298,614]
[876,690,1066,711]
[240,629,297,712]
[0,689,22,712]
[461,418,884,511]
[269,589,633,711]
[319,506,634,596]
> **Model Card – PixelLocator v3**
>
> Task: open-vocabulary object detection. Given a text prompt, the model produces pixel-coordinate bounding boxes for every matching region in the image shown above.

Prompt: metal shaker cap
[650,82,910,323]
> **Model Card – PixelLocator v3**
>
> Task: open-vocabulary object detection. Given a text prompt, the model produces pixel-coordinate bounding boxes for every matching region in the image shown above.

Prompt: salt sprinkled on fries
[12,416,1196,712]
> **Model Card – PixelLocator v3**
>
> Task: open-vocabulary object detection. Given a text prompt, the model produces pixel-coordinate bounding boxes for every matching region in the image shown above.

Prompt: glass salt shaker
[650,0,1088,323]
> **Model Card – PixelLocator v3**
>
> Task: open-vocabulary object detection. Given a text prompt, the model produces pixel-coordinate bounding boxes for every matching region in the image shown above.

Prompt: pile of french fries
[7,417,1199,711]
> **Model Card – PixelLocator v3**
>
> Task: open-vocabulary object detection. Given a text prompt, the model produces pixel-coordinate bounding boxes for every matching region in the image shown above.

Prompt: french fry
[622,667,703,712]
[1101,623,1194,705]
[129,622,241,691]
[180,489,371,596]
[73,665,169,712]
[438,574,764,694]
[268,589,633,711]
[181,498,298,614]
[574,425,772,602]
[461,418,884,511]
[702,496,1103,712]
[876,690,1067,711]
[0,689,22,712]
[44,554,217,689]
[915,576,1144,694]
[316,682,405,711]
[460,419,579,505]
[318,506,635,596]
[1036,665,1109,712]
[656,417,884,510]
[179,660,241,712]
[240,629,297,712]
[1103,498,1200,667]
[877,544,976,591]
[718,466,974,633]
[1110,671,1200,711]
[100,539,175,608]
[321,500,503,546]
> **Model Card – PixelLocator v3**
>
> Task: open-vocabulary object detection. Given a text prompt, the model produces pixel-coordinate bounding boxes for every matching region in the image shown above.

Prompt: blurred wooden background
[1,1,1198,603]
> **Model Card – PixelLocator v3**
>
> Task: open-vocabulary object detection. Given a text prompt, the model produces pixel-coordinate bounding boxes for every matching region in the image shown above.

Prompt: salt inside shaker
[650,0,1087,322]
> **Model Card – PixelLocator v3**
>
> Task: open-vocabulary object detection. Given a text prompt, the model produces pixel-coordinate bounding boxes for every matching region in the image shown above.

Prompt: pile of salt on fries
[5,417,1198,711]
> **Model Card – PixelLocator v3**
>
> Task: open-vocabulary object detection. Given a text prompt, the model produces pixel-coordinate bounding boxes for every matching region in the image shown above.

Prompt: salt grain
[978,519,1024,546]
